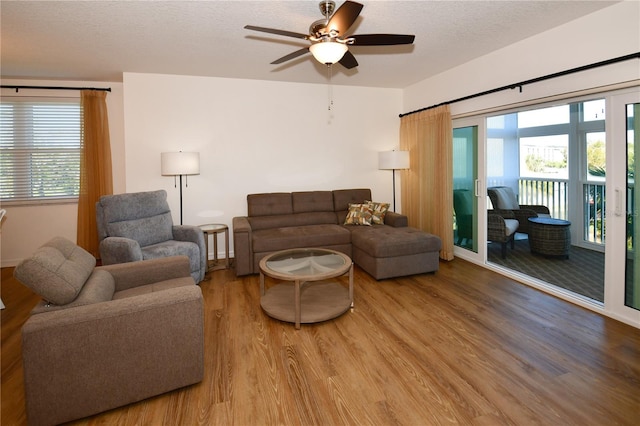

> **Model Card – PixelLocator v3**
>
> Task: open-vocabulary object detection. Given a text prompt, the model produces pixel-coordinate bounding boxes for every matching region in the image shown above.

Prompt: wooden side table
[199,224,230,271]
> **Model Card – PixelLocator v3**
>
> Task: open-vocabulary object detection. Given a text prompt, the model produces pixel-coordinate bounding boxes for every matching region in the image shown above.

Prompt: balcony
[486,177,635,303]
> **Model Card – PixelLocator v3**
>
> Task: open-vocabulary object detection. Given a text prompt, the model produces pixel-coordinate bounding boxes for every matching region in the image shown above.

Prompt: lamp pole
[178,174,184,225]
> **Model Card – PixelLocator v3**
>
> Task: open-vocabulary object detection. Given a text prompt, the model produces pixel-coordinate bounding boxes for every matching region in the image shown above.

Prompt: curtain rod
[399,51,640,118]
[1,85,111,92]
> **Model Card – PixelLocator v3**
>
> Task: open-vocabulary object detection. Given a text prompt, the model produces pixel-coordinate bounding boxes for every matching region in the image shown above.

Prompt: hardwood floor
[2,259,639,425]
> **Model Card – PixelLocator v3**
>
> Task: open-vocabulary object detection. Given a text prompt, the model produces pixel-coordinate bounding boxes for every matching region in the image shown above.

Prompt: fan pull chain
[327,64,333,110]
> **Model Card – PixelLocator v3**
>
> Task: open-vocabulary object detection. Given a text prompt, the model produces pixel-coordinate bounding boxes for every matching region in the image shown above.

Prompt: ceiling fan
[244,0,415,69]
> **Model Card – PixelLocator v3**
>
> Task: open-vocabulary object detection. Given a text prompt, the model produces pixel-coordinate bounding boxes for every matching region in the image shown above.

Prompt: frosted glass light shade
[309,41,348,64]
[161,152,200,176]
[378,151,410,170]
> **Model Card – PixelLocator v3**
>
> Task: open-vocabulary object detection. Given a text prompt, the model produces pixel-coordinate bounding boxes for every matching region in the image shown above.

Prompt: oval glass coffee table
[259,248,354,329]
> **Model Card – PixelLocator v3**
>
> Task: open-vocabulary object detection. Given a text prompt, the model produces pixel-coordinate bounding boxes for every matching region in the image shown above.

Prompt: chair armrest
[172,225,207,271]
[98,256,193,292]
[491,209,516,219]
[173,224,205,246]
[21,286,204,426]
[520,204,551,215]
[487,212,507,241]
[232,216,253,276]
[383,211,408,227]
[99,237,142,265]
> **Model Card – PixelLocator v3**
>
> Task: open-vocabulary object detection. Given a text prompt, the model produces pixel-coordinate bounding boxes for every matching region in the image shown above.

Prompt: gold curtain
[77,90,113,258]
[399,105,454,260]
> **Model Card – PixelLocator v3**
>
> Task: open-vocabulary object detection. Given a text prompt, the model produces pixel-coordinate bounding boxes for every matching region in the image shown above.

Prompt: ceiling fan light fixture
[309,41,348,64]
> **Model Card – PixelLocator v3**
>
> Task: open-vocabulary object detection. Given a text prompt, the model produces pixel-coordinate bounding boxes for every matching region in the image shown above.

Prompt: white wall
[403,1,640,116]
[122,73,403,257]
[3,1,636,266]
[0,80,126,266]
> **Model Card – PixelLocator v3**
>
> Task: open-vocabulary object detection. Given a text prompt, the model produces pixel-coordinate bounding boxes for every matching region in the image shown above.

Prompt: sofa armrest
[98,256,193,292]
[384,211,408,227]
[232,216,253,276]
[99,237,142,265]
[21,285,204,426]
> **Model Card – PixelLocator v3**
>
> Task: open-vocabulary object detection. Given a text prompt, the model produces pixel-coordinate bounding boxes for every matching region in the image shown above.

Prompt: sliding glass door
[453,118,486,263]
[606,90,640,326]
[452,87,639,328]
[453,126,478,252]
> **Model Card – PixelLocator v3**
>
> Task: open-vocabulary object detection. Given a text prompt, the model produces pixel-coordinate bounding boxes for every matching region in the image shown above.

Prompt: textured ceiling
[0,1,619,88]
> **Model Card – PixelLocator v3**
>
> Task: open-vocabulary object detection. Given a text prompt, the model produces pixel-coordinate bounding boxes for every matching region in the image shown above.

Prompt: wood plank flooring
[2,259,639,425]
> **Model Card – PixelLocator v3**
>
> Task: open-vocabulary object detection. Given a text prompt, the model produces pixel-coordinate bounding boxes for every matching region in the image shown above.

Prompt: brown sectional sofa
[233,188,442,280]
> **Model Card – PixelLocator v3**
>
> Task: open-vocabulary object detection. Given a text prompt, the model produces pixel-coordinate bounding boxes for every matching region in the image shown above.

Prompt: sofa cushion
[490,187,520,210]
[333,188,372,212]
[504,219,520,236]
[252,224,351,253]
[31,269,116,314]
[14,236,97,306]
[249,212,338,231]
[349,226,442,258]
[344,203,373,226]
[248,193,293,216]
[292,191,334,213]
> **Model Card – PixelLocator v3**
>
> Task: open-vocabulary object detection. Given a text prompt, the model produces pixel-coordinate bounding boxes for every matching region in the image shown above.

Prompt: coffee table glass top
[263,248,349,279]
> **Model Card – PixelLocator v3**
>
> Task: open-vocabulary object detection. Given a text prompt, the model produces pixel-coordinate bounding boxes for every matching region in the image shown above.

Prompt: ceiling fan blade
[327,1,363,35]
[271,48,310,65]
[350,34,415,46]
[339,50,358,69]
[244,25,309,40]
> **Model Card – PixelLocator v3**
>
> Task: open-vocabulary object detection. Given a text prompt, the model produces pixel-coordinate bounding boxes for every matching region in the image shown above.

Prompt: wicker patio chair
[488,186,550,234]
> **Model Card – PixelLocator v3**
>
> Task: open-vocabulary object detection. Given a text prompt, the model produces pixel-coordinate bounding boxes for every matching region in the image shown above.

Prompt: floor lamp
[161,152,200,225]
[378,150,410,212]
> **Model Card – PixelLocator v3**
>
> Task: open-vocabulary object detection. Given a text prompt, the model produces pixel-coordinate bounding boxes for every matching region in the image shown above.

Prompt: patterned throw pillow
[344,203,373,225]
[366,200,390,225]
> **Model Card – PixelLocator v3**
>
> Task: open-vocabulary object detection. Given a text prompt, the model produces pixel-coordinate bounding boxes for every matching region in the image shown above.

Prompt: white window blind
[0,97,82,202]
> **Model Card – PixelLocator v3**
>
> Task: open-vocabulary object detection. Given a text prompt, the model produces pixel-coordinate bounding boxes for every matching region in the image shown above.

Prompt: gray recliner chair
[96,189,206,283]
[13,236,204,426]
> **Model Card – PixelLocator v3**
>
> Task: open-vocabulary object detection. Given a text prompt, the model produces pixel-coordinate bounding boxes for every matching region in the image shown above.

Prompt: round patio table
[528,217,571,259]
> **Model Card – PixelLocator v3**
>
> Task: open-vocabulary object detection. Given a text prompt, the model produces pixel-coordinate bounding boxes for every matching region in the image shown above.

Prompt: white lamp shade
[309,41,348,64]
[161,152,200,176]
[378,151,410,170]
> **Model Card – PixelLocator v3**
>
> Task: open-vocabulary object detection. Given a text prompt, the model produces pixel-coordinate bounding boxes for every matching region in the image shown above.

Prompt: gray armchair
[13,237,204,426]
[488,186,550,234]
[96,189,206,283]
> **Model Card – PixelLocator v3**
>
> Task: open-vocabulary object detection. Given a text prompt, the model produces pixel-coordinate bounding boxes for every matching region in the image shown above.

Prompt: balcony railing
[514,178,635,246]
[518,179,568,220]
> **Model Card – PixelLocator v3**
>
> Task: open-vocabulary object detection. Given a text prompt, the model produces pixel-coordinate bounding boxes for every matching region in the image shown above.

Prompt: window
[0,97,81,202]
[487,98,606,244]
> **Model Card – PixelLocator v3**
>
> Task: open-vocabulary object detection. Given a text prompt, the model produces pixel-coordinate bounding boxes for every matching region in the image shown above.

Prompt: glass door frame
[453,87,640,329]
[604,89,640,327]
[452,117,487,264]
